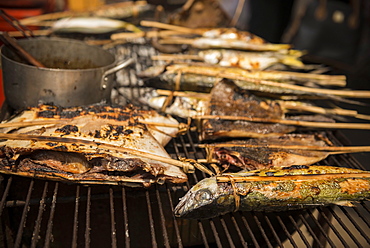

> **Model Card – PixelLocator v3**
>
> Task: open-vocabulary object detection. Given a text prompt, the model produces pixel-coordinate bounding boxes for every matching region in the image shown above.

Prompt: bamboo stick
[140,20,202,34]
[199,143,370,154]
[0,133,195,172]
[156,89,210,99]
[152,54,203,61]
[193,114,370,130]
[216,173,370,183]
[0,120,67,128]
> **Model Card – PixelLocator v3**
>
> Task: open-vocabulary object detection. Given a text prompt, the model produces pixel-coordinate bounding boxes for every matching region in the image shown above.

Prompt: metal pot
[1,37,132,110]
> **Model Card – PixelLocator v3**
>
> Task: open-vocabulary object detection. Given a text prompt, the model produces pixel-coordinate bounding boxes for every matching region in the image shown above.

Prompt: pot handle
[101,58,134,89]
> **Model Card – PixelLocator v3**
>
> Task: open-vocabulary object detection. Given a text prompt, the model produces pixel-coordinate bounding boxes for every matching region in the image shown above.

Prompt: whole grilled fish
[0,104,188,187]
[174,165,370,219]
[199,49,304,70]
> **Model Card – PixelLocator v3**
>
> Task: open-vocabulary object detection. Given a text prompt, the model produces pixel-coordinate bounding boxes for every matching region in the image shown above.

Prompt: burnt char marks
[56,125,79,135]
[93,125,134,139]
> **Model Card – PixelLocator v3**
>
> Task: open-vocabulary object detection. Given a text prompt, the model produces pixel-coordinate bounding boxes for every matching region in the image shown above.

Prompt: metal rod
[265,215,284,247]
[30,182,49,248]
[121,187,130,248]
[219,216,236,248]
[165,185,183,247]
[71,185,80,248]
[109,187,117,248]
[252,213,273,248]
[229,214,248,248]
[44,182,59,248]
[240,212,260,247]
[14,179,34,248]
[0,177,12,217]
[145,190,157,248]
[85,187,91,248]
[155,185,170,248]
[209,220,223,248]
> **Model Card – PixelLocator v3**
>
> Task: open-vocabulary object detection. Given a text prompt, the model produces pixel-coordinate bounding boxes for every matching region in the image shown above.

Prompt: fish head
[174,177,227,219]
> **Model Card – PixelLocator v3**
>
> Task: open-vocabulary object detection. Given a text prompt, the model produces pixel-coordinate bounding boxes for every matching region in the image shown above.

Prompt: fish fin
[334,201,356,207]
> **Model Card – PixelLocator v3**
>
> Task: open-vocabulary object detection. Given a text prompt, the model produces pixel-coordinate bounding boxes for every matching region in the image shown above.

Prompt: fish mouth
[173,196,186,217]
[173,192,193,217]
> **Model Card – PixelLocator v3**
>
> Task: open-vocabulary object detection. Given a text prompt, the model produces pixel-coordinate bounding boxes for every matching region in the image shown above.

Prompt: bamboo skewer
[215,173,370,183]
[0,133,195,173]
[199,143,370,154]
[193,114,370,130]
[140,20,203,35]
[0,119,187,130]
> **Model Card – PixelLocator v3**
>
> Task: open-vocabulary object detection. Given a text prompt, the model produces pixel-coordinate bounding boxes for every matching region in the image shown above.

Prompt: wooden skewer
[193,114,370,130]
[152,54,203,61]
[140,20,202,34]
[216,173,370,182]
[199,143,370,154]
[0,133,195,172]
[0,120,66,128]
[156,89,210,99]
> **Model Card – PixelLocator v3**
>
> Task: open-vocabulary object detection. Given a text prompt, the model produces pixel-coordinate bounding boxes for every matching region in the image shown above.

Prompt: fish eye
[194,189,212,203]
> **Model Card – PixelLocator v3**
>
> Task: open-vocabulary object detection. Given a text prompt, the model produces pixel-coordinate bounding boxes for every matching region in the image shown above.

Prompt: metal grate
[0,42,370,248]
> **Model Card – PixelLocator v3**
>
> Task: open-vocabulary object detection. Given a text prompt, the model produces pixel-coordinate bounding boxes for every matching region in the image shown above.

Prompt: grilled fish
[0,104,188,187]
[140,64,347,99]
[174,165,370,219]
[199,49,304,70]
[210,134,331,171]
[199,79,296,140]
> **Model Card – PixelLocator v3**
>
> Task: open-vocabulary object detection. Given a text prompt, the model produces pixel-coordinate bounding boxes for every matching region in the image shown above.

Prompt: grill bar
[219,216,236,248]
[121,187,130,247]
[329,207,365,247]
[30,181,48,248]
[165,185,183,247]
[145,190,157,248]
[44,182,58,248]
[230,215,248,248]
[85,186,91,248]
[253,213,273,248]
[109,187,117,248]
[14,179,34,248]
[0,177,12,216]
[71,185,80,248]
[298,212,323,248]
[307,209,336,247]
[155,185,170,248]
[264,215,282,247]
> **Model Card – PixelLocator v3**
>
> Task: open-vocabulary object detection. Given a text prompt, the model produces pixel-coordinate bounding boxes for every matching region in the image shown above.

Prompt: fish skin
[174,166,370,219]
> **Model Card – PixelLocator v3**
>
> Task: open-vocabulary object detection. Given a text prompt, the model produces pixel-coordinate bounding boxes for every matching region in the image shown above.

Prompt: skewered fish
[204,134,331,171]
[174,165,370,219]
[198,49,304,70]
[199,79,297,140]
[0,104,190,187]
[140,63,348,98]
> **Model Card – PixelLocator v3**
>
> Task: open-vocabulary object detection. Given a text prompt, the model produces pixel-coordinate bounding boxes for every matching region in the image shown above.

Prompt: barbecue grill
[0,42,370,248]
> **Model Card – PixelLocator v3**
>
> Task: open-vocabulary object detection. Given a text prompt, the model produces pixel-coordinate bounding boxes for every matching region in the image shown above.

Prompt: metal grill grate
[0,43,370,248]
